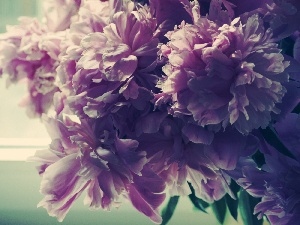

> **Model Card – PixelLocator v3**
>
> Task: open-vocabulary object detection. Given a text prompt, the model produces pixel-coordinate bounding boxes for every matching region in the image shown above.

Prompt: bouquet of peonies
[1,0,300,224]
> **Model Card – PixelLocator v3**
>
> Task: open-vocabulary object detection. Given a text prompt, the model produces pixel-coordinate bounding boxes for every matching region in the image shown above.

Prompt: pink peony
[57,0,160,119]
[0,0,81,117]
[0,17,65,117]
[29,101,165,223]
[28,114,100,221]
[57,0,111,93]
[42,0,82,32]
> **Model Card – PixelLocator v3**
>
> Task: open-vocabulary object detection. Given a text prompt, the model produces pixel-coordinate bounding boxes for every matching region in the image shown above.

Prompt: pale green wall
[0,0,39,32]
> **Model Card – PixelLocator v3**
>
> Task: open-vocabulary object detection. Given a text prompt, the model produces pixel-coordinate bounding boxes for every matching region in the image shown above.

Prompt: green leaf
[292,103,300,114]
[188,182,209,213]
[260,126,296,160]
[225,194,238,221]
[225,181,240,221]
[252,150,266,168]
[278,37,294,57]
[211,197,227,224]
[239,190,263,225]
[160,196,180,225]
[188,193,209,213]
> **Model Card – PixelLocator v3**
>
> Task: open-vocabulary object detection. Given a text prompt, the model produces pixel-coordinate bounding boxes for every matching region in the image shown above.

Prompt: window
[0,0,48,161]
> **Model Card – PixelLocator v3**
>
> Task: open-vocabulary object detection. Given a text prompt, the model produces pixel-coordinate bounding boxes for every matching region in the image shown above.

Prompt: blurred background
[0,1,242,225]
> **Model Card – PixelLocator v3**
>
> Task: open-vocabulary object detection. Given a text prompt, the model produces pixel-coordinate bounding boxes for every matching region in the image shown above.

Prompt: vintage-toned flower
[254,155,300,225]
[0,18,46,81]
[42,0,81,32]
[0,18,65,116]
[229,114,300,225]
[57,0,110,93]
[158,7,290,134]
[206,0,300,39]
[57,0,160,119]
[0,0,82,117]
[38,153,100,222]
[232,154,300,225]
[264,0,300,40]
[29,106,166,223]
[134,112,258,203]
[28,114,99,221]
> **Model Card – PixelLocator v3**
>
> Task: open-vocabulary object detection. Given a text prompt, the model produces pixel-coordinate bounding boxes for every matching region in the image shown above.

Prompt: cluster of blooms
[1,0,300,224]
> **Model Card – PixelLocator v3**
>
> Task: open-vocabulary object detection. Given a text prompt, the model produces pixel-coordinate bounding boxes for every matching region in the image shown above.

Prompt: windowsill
[0,138,50,161]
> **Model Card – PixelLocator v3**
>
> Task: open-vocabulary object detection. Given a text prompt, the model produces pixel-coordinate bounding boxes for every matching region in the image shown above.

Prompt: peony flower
[264,0,300,40]
[0,18,46,82]
[42,0,81,32]
[229,114,300,225]
[0,0,82,117]
[232,155,300,225]
[56,0,110,94]
[149,0,193,39]
[28,114,100,221]
[0,17,66,117]
[57,0,160,119]
[158,4,291,134]
[134,112,258,203]
[254,156,300,225]
[37,154,99,222]
[206,0,300,40]
[29,99,166,223]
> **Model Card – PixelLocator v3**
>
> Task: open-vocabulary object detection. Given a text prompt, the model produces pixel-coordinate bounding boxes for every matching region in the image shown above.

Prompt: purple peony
[229,114,300,225]
[264,0,300,40]
[29,94,166,223]
[233,155,300,225]
[133,111,258,203]
[206,0,300,39]
[28,114,100,222]
[158,2,291,134]
[57,0,160,119]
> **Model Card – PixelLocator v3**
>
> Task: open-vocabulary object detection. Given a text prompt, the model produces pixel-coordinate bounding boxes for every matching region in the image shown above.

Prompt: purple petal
[38,154,93,222]
[135,112,167,136]
[128,169,166,224]
[206,130,258,170]
[274,113,300,158]
[84,179,102,210]
[182,123,214,145]
[115,137,147,175]
[294,37,300,63]
[106,55,138,81]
